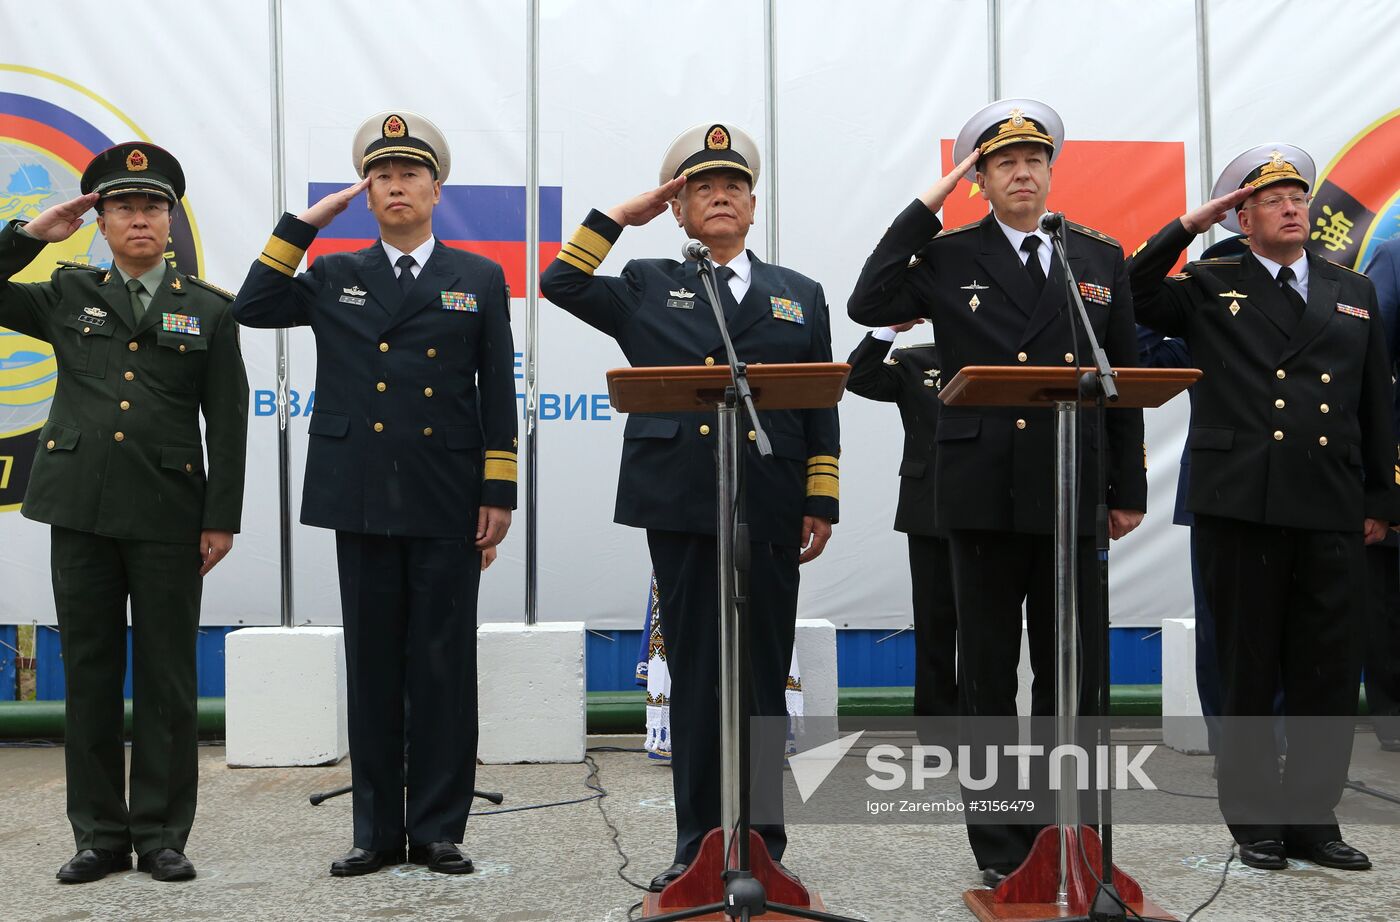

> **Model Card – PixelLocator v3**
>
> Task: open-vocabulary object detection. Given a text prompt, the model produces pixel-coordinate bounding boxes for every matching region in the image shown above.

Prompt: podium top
[607,363,850,413]
[939,366,1200,409]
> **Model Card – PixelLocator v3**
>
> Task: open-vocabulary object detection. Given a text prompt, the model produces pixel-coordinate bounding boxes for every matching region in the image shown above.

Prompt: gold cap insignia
[383,114,407,139]
[706,125,731,151]
[125,149,148,172]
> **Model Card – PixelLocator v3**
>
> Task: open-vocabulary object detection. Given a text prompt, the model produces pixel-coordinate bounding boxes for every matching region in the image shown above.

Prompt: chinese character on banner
[1310,205,1356,252]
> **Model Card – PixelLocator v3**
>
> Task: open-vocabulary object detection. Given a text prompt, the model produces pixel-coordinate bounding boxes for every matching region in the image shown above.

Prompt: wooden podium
[943,366,1198,922]
[608,362,849,922]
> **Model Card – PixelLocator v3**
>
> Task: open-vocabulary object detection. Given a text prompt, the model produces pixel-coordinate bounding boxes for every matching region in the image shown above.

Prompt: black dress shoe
[649,862,688,892]
[408,841,473,874]
[1379,738,1400,753]
[1238,840,1287,870]
[981,867,1008,887]
[1297,840,1371,871]
[137,848,196,882]
[56,849,131,884]
[330,846,406,877]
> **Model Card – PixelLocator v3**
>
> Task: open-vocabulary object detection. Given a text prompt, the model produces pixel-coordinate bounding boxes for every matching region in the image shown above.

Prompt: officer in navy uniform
[847,100,1147,884]
[844,322,957,718]
[0,144,248,883]
[1361,234,1400,752]
[230,111,517,877]
[1129,144,1400,871]
[540,122,839,891]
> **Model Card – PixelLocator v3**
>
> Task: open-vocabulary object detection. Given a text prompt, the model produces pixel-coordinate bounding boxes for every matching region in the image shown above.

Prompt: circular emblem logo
[383,114,406,138]
[0,66,202,511]
[1308,107,1400,269]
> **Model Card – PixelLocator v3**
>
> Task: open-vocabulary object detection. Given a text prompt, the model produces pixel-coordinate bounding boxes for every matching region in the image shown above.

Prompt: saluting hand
[888,319,925,333]
[22,193,100,242]
[199,530,235,577]
[298,177,371,229]
[918,149,980,215]
[1179,187,1255,235]
[605,176,687,228]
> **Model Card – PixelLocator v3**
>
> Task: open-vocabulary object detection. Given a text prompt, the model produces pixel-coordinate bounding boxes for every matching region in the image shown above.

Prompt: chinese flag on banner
[940,139,1189,271]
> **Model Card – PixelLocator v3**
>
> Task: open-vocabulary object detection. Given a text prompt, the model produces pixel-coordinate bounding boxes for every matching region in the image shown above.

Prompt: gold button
[423,427,433,437]
[1273,430,1284,441]
[119,400,130,411]
[376,381,386,392]
[1318,436,1328,446]
[1064,353,1074,364]
[185,463,193,473]
[373,422,384,432]
[1319,403,1329,414]
[178,343,187,353]
[704,356,715,366]
[748,430,756,441]
[426,348,437,358]
[1017,352,1028,363]
[82,325,91,334]
[424,387,433,398]
[379,342,389,353]
[699,424,711,435]
[1275,369,1285,379]
[1321,373,1331,383]
[114,432,125,442]
[128,342,139,352]
[124,371,135,381]
[45,439,55,450]
[1016,418,1027,430]
[1274,399,1285,409]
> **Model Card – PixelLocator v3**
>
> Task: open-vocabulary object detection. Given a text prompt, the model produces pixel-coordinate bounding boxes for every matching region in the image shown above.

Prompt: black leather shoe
[330,846,406,877]
[408,841,473,874]
[649,862,688,892]
[1238,840,1287,870]
[137,848,196,882]
[56,849,131,883]
[1297,840,1371,871]
[982,867,1008,887]
[1379,738,1400,753]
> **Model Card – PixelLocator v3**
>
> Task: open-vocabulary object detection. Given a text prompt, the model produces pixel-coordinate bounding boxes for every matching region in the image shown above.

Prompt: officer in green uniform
[0,143,248,883]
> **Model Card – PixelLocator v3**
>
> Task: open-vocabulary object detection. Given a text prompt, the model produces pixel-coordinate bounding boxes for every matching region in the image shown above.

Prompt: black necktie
[396,254,416,295]
[1276,266,1306,319]
[714,265,739,320]
[1021,236,1046,295]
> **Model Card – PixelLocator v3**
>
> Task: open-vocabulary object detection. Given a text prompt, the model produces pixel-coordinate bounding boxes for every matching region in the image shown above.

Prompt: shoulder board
[186,275,236,300]
[893,342,937,352]
[1192,257,1241,266]
[934,221,978,238]
[56,259,104,272]
[1324,258,1368,279]
[1067,222,1119,247]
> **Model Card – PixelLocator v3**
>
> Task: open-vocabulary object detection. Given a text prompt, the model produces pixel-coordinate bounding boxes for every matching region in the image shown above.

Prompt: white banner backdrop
[2,0,1398,629]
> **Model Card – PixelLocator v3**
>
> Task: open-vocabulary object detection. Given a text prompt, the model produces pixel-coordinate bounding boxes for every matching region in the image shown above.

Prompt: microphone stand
[649,251,862,922]
[1045,219,1126,922]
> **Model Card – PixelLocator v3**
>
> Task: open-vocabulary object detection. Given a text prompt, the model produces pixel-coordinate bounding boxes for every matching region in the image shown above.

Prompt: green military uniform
[0,143,247,862]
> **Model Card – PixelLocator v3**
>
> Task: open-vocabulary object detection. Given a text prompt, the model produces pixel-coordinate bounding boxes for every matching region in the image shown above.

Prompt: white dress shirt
[382,235,437,280]
[995,216,1053,277]
[715,249,753,302]
[1253,251,1310,301]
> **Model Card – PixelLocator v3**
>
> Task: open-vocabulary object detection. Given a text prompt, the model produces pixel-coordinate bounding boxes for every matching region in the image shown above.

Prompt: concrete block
[225,626,348,767]
[1162,617,1210,753]
[794,619,838,717]
[477,622,586,764]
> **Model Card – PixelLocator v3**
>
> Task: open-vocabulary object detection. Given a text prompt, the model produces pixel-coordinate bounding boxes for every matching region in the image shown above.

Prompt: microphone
[1038,212,1065,234]
[682,239,711,261]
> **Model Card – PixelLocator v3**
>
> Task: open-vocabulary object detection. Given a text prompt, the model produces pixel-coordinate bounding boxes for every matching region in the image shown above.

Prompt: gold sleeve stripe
[485,450,517,461]
[560,243,600,270]
[806,455,840,470]
[806,474,839,499]
[261,236,306,273]
[484,458,518,482]
[570,225,614,263]
[557,249,598,275]
[258,254,295,277]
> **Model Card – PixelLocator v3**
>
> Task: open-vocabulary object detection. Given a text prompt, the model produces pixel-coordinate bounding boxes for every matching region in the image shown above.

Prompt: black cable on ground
[1183,846,1235,922]
[582,752,655,894]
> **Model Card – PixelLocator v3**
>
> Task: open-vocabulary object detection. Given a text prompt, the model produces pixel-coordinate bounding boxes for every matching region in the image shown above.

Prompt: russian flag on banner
[306,183,562,292]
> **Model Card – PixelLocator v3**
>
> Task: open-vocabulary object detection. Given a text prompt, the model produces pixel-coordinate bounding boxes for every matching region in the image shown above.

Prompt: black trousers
[908,533,958,718]
[51,526,203,856]
[949,529,1105,874]
[647,529,799,866]
[1363,541,1400,743]
[1195,514,1363,848]
[335,532,481,850]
